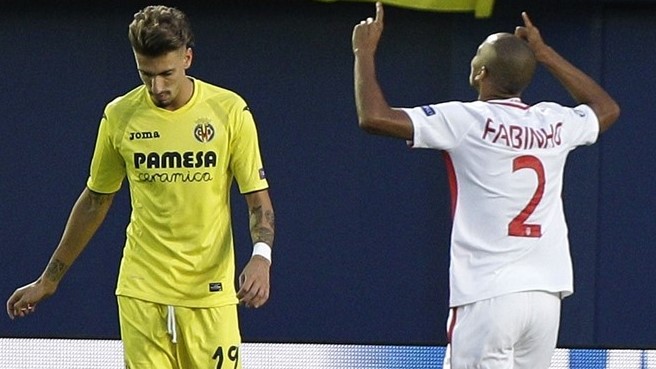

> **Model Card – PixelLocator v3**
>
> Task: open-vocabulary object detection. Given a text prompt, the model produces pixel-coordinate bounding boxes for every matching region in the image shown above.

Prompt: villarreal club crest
[194,118,215,143]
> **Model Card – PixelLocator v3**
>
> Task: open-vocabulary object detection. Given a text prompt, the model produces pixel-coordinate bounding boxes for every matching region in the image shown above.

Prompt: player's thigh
[448,294,527,369]
[118,296,177,369]
[513,291,561,369]
[176,304,242,369]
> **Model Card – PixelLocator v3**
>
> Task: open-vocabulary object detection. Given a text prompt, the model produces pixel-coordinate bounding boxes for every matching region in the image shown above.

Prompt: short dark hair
[128,5,195,57]
[486,34,536,95]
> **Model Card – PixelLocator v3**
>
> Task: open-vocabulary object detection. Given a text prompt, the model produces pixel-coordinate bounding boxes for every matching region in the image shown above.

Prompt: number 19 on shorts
[213,345,239,369]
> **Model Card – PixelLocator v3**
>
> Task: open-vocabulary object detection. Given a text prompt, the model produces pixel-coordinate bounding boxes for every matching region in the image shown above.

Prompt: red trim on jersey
[447,307,458,344]
[488,101,530,110]
[443,152,457,218]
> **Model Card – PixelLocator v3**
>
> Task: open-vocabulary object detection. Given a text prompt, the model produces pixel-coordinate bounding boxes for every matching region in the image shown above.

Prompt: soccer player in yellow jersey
[6,5,274,369]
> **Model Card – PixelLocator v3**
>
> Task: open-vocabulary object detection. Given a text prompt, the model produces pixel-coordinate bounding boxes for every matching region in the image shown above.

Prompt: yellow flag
[319,0,494,18]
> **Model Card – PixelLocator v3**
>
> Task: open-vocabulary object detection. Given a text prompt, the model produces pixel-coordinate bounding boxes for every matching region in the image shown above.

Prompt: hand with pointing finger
[352,1,384,56]
[514,12,549,62]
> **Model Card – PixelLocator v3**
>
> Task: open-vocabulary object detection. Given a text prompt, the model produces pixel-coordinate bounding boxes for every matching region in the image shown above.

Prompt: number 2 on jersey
[508,155,544,238]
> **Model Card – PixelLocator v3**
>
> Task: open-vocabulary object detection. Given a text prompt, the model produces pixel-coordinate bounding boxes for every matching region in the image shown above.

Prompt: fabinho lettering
[482,118,563,150]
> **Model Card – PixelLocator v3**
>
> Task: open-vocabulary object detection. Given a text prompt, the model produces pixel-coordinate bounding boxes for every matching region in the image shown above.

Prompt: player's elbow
[356,106,393,132]
[358,116,382,134]
[608,101,621,124]
[598,100,621,133]
[358,110,414,140]
[358,115,395,137]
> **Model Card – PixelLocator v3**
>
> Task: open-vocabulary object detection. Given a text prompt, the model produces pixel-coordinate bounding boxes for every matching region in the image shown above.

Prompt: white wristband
[252,242,272,264]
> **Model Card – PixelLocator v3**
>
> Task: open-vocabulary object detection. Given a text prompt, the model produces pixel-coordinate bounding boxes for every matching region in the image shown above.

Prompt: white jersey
[402,98,599,307]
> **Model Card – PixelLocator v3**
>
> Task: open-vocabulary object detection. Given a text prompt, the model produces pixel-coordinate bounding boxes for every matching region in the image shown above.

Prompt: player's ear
[184,47,193,69]
[474,66,487,82]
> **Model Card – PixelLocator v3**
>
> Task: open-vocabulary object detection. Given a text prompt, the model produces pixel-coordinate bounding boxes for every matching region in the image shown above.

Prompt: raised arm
[237,189,275,308]
[352,2,414,139]
[6,187,115,319]
[515,12,620,133]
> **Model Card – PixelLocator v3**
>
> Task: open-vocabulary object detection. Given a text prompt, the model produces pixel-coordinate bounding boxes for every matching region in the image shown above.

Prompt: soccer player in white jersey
[352,3,619,368]
[7,5,274,368]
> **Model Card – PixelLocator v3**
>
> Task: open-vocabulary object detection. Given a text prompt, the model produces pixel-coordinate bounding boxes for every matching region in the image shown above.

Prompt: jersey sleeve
[401,101,476,150]
[228,102,269,194]
[86,112,126,194]
[564,103,599,146]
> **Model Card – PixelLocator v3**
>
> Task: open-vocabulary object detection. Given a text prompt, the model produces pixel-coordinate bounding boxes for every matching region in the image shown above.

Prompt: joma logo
[129,131,160,140]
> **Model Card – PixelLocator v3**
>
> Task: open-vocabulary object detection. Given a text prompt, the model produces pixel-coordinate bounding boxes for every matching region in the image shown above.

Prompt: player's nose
[150,76,166,94]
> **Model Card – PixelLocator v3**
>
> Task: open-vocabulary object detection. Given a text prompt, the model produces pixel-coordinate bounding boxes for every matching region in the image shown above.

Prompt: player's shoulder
[414,100,489,123]
[532,100,568,111]
[195,78,247,107]
[104,85,146,117]
[96,85,147,138]
[444,99,497,111]
[435,100,492,117]
[194,79,253,120]
[530,101,595,119]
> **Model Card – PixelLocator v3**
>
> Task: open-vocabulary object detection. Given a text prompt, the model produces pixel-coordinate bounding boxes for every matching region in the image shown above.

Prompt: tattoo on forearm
[249,205,275,246]
[44,259,69,282]
[86,191,113,208]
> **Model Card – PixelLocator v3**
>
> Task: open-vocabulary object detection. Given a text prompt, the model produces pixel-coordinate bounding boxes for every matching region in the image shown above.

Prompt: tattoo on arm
[249,205,275,246]
[44,259,69,283]
[86,190,114,209]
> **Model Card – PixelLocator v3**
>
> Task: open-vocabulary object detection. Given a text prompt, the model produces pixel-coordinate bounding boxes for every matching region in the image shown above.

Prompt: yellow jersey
[87,78,269,307]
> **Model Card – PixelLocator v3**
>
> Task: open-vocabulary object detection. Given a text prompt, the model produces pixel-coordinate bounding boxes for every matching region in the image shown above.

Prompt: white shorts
[443,291,561,369]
